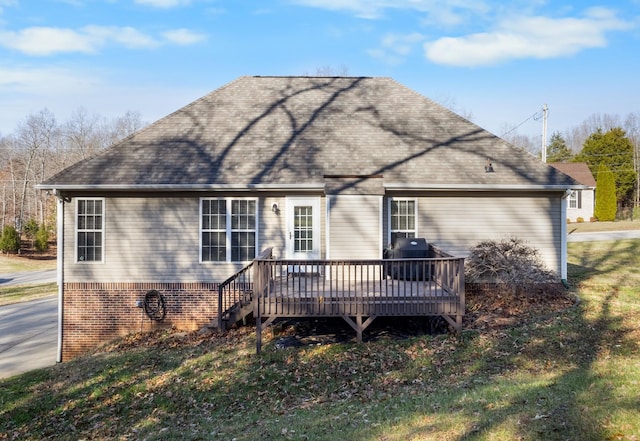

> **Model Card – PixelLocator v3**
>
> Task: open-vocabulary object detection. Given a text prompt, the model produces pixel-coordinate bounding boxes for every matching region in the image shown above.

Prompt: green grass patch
[567,219,640,233]
[0,282,57,306]
[1,240,640,440]
[0,255,56,273]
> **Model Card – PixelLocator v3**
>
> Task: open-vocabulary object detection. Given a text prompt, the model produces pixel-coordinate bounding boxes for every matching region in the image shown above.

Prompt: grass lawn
[0,255,57,306]
[0,283,57,306]
[1,239,639,440]
[567,219,640,233]
[0,254,56,273]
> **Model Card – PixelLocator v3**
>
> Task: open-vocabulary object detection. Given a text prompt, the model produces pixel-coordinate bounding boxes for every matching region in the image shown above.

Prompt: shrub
[0,225,21,253]
[576,217,584,223]
[35,225,50,252]
[22,219,38,240]
[465,237,558,293]
[595,163,616,221]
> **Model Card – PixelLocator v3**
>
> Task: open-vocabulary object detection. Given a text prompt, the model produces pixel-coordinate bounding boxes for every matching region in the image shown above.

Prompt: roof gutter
[383,183,589,191]
[35,183,327,192]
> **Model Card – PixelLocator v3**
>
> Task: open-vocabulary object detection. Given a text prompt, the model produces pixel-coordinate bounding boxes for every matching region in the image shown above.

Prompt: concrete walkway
[0,296,58,379]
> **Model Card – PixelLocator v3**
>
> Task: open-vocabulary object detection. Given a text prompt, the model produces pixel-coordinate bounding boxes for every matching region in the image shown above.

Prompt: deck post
[217,285,224,331]
[341,315,377,343]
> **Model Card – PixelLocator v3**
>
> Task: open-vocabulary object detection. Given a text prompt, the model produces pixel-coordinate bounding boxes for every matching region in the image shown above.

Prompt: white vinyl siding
[567,188,595,222]
[63,196,260,283]
[328,195,382,259]
[412,192,562,274]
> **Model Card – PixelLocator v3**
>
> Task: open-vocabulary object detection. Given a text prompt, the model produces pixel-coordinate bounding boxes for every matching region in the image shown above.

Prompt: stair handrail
[217,247,274,330]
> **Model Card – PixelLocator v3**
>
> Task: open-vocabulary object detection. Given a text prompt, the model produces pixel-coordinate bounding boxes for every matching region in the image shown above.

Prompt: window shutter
[577,190,582,209]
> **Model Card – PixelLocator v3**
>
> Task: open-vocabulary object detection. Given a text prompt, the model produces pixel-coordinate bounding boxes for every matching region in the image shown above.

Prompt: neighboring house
[548,162,596,222]
[39,76,581,361]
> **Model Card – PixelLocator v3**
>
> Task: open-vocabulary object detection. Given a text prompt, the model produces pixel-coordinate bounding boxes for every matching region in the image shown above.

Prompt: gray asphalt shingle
[42,76,577,190]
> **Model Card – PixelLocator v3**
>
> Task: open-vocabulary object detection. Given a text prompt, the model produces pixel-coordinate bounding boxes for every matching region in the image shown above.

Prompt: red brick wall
[62,282,219,361]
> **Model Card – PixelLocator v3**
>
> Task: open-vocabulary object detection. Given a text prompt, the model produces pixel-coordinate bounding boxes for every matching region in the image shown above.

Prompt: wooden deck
[216,247,465,353]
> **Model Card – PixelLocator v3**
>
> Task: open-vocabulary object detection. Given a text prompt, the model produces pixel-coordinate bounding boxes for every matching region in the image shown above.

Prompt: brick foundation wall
[62,282,219,361]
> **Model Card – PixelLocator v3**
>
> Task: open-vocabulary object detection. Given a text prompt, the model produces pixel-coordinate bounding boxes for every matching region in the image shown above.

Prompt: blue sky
[1,0,638,142]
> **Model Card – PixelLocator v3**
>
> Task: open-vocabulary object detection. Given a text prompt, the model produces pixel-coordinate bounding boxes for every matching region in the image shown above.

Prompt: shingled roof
[548,162,596,187]
[41,76,578,192]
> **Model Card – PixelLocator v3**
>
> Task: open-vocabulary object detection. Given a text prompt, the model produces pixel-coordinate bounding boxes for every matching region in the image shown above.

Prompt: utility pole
[541,104,548,163]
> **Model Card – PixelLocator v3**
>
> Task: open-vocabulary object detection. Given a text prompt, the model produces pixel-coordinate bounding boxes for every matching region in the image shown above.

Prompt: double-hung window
[389,198,417,245]
[76,198,104,263]
[201,198,257,262]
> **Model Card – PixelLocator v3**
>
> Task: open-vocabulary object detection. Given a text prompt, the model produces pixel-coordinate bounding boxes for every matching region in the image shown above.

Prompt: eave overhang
[383,183,589,192]
[36,183,327,192]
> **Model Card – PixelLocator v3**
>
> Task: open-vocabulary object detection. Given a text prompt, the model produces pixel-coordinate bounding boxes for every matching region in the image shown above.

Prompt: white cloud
[0,25,207,56]
[162,28,206,45]
[0,27,99,55]
[82,25,160,49]
[367,32,424,65]
[290,0,487,20]
[424,7,634,67]
[134,0,191,8]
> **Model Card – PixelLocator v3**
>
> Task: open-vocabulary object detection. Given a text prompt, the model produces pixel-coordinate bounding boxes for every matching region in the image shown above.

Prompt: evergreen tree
[546,132,573,162]
[35,225,49,252]
[595,163,617,221]
[574,127,636,208]
[0,225,20,253]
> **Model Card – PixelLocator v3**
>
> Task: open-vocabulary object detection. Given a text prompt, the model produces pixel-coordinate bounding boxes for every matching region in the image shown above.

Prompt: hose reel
[143,290,166,321]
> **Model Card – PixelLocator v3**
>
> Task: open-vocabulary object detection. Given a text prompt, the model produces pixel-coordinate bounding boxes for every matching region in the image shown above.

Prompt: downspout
[560,189,570,283]
[53,190,65,363]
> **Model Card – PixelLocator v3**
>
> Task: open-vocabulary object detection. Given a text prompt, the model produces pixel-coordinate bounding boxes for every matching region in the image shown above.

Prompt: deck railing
[252,249,465,321]
[219,246,464,352]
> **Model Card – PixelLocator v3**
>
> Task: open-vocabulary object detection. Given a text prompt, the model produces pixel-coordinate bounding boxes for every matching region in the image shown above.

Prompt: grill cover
[384,238,430,280]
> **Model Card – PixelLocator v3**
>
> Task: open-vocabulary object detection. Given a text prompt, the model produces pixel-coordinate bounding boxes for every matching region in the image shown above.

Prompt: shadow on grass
[1,241,639,440]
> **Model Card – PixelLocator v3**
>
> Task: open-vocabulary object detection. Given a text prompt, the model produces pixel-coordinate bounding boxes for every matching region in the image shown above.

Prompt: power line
[502,107,547,137]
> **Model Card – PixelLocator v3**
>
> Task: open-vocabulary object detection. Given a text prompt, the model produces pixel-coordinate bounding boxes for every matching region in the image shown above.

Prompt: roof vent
[485,159,495,173]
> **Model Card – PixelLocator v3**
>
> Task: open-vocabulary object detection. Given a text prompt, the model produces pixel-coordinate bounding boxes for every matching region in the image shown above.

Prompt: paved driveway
[567,230,640,242]
[0,296,58,379]
[0,269,56,287]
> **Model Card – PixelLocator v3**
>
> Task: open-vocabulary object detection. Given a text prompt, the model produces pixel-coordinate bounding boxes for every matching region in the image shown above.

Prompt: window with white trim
[390,199,417,245]
[76,198,104,263]
[201,198,257,262]
[568,190,581,209]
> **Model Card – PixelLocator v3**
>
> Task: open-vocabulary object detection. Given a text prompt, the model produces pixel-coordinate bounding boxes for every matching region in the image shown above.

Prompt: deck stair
[214,290,253,332]
[209,249,273,332]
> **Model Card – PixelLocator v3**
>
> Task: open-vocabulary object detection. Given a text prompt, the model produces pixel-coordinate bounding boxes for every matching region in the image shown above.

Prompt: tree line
[1,106,639,253]
[505,112,640,221]
[0,108,145,253]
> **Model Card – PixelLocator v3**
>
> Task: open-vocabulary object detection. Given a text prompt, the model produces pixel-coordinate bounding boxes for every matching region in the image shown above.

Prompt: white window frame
[75,197,105,263]
[388,198,418,245]
[568,190,581,209]
[200,198,259,263]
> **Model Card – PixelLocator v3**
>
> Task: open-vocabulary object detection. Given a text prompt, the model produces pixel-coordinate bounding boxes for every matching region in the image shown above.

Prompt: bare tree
[624,113,640,211]
[14,109,58,232]
[564,113,624,152]
[302,65,350,76]
[62,107,103,162]
[104,110,145,146]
